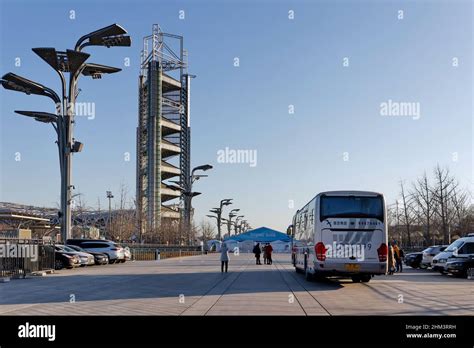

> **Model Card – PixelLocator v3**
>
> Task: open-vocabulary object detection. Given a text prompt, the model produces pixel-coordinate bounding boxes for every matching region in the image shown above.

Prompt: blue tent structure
[224,227,291,243]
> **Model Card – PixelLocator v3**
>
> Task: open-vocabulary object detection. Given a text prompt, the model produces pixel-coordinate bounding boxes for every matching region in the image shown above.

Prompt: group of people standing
[219,242,275,273]
[387,240,404,275]
[252,242,273,265]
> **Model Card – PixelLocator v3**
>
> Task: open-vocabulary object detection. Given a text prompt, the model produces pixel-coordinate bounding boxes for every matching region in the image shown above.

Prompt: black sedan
[446,256,474,278]
[55,251,81,270]
[404,252,423,269]
[66,244,109,265]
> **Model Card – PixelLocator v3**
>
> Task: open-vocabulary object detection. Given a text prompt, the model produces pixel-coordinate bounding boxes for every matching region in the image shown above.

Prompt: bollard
[156,249,161,261]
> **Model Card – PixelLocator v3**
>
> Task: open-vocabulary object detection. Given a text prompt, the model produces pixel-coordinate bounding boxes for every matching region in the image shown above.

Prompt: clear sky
[0,0,472,232]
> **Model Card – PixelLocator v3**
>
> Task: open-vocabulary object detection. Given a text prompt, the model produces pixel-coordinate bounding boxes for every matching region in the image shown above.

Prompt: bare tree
[71,193,87,238]
[198,220,216,244]
[399,181,415,247]
[411,172,436,244]
[431,165,458,244]
[108,184,136,242]
[450,185,471,236]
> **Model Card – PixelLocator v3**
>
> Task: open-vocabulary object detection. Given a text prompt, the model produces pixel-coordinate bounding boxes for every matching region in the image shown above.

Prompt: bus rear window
[320,195,384,222]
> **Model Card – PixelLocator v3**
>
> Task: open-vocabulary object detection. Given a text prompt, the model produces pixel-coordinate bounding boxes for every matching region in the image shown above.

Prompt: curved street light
[1,24,131,242]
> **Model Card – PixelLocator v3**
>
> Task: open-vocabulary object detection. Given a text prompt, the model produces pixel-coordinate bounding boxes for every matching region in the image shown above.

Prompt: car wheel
[351,275,361,283]
[360,275,371,283]
[55,259,64,270]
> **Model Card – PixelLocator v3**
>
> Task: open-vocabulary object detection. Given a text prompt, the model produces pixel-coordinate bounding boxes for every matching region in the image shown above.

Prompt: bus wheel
[360,275,371,283]
[351,275,361,283]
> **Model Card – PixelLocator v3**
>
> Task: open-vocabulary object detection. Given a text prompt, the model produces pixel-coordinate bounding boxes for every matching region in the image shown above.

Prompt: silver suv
[421,245,448,268]
[432,236,474,273]
[75,241,125,264]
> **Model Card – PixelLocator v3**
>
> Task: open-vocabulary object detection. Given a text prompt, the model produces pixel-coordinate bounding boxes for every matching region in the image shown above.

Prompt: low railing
[129,246,202,261]
[122,244,202,251]
[0,239,55,278]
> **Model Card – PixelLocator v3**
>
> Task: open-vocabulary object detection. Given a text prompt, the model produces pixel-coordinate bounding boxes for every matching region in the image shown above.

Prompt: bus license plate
[345,264,360,272]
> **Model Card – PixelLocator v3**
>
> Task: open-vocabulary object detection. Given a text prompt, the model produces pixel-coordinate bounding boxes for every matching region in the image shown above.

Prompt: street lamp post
[234,215,244,234]
[2,24,131,242]
[183,164,213,244]
[240,220,248,233]
[228,209,240,235]
[207,199,232,240]
[106,191,114,237]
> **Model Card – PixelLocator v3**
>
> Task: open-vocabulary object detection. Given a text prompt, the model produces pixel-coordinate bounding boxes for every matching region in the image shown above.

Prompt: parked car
[54,249,81,270]
[404,252,423,268]
[66,245,108,265]
[67,239,125,264]
[55,245,95,267]
[432,236,474,274]
[446,255,474,278]
[421,245,448,268]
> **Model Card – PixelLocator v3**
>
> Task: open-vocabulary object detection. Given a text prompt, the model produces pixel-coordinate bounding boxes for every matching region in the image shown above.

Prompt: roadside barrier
[0,239,55,279]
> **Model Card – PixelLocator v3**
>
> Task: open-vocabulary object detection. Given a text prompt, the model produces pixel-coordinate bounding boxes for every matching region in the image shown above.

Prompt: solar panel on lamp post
[25,24,130,242]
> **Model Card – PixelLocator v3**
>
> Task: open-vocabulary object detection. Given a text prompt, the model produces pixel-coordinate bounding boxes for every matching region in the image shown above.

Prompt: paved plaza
[0,253,472,316]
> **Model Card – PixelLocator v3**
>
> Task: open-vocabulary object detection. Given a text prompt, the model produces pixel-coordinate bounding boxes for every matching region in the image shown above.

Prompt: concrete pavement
[0,253,472,315]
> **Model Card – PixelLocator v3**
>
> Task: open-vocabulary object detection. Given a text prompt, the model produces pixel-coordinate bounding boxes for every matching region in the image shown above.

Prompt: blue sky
[0,0,472,232]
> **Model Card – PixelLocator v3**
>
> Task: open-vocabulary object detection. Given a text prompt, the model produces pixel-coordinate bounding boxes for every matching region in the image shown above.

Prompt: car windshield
[423,247,433,253]
[61,245,76,252]
[445,239,464,252]
[320,195,384,221]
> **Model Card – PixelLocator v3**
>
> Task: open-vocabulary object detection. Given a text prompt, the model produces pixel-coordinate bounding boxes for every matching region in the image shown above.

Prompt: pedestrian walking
[392,242,401,273]
[396,248,404,273]
[220,242,229,273]
[387,242,395,275]
[253,242,261,265]
[266,243,273,265]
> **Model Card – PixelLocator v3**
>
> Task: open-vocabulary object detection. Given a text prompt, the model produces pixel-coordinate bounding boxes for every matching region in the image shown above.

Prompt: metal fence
[124,244,202,261]
[0,239,55,279]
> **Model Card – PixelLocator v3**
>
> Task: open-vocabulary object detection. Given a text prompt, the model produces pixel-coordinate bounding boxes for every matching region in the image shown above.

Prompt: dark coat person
[253,243,262,265]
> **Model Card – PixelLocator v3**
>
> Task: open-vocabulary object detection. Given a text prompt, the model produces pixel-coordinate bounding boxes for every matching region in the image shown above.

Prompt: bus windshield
[320,195,384,222]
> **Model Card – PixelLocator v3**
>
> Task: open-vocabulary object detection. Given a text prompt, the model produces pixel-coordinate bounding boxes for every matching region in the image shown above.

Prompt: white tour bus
[289,191,388,283]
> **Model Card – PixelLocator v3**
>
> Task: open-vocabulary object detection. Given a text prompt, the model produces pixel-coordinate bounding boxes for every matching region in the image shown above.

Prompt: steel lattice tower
[136,25,191,241]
